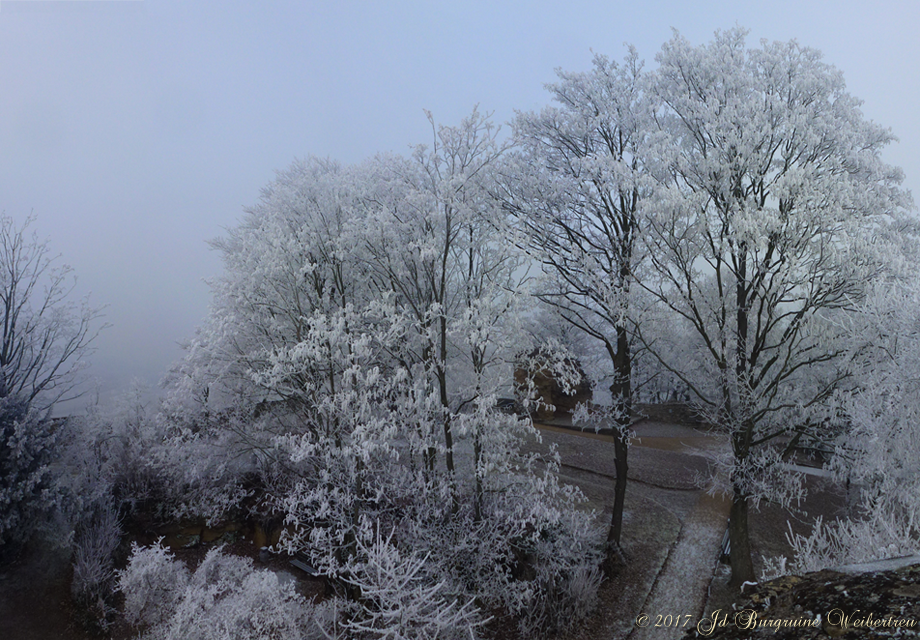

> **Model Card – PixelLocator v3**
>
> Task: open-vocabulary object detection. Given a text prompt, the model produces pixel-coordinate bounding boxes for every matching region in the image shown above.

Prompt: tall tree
[640,28,912,586]
[0,214,103,555]
[361,109,525,501]
[499,49,647,570]
[166,115,606,634]
[0,215,102,409]
[167,157,373,434]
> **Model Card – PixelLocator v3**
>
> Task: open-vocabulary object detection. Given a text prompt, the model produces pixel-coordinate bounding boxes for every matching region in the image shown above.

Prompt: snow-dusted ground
[832,554,920,574]
[528,419,734,639]
[628,489,730,640]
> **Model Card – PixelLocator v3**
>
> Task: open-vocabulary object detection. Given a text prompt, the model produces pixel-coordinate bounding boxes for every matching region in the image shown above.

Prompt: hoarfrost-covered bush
[475,464,605,636]
[0,397,63,557]
[777,282,920,573]
[758,555,789,583]
[317,473,602,639]
[786,514,920,574]
[119,542,191,629]
[119,543,333,640]
[341,528,483,639]
[519,506,605,636]
[71,503,122,631]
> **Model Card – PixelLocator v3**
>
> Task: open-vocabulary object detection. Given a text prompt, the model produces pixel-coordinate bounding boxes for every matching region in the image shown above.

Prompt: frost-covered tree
[164,111,605,636]
[0,215,102,408]
[359,108,524,500]
[0,214,103,558]
[787,278,920,572]
[165,157,373,437]
[0,398,61,555]
[640,28,913,586]
[836,282,920,545]
[498,49,647,563]
[263,115,603,634]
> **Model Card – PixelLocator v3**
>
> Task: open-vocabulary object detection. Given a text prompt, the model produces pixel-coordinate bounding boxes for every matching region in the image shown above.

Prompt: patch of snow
[831,554,920,574]
[274,570,298,588]
[782,463,835,478]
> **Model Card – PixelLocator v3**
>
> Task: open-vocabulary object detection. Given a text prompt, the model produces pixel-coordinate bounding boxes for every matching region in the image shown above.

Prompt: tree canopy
[640,27,914,585]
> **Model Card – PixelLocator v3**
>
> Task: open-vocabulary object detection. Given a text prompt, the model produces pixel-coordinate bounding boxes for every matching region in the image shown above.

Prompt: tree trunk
[472,422,483,523]
[604,430,629,574]
[605,324,631,573]
[728,487,755,588]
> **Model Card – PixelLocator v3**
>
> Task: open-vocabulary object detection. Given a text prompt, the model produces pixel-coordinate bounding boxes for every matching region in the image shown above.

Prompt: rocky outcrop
[684,560,920,638]
[145,518,307,553]
[514,353,592,421]
[152,520,244,550]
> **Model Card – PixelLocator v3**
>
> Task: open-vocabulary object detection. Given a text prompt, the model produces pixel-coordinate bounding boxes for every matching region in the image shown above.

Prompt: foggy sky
[1,0,917,409]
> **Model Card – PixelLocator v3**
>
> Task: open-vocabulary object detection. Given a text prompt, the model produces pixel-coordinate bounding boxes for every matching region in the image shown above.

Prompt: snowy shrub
[786,282,920,573]
[0,397,63,558]
[340,528,483,639]
[520,510,605,635]
[119,542,333,640]
[758,555,789,583]
[478,466,605,636]
[119,542,191,628]
[71,502,122,631]
[787,512,920,574]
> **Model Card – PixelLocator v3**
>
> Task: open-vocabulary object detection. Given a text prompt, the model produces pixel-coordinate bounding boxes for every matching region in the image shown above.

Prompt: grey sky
[1,0,917,407]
